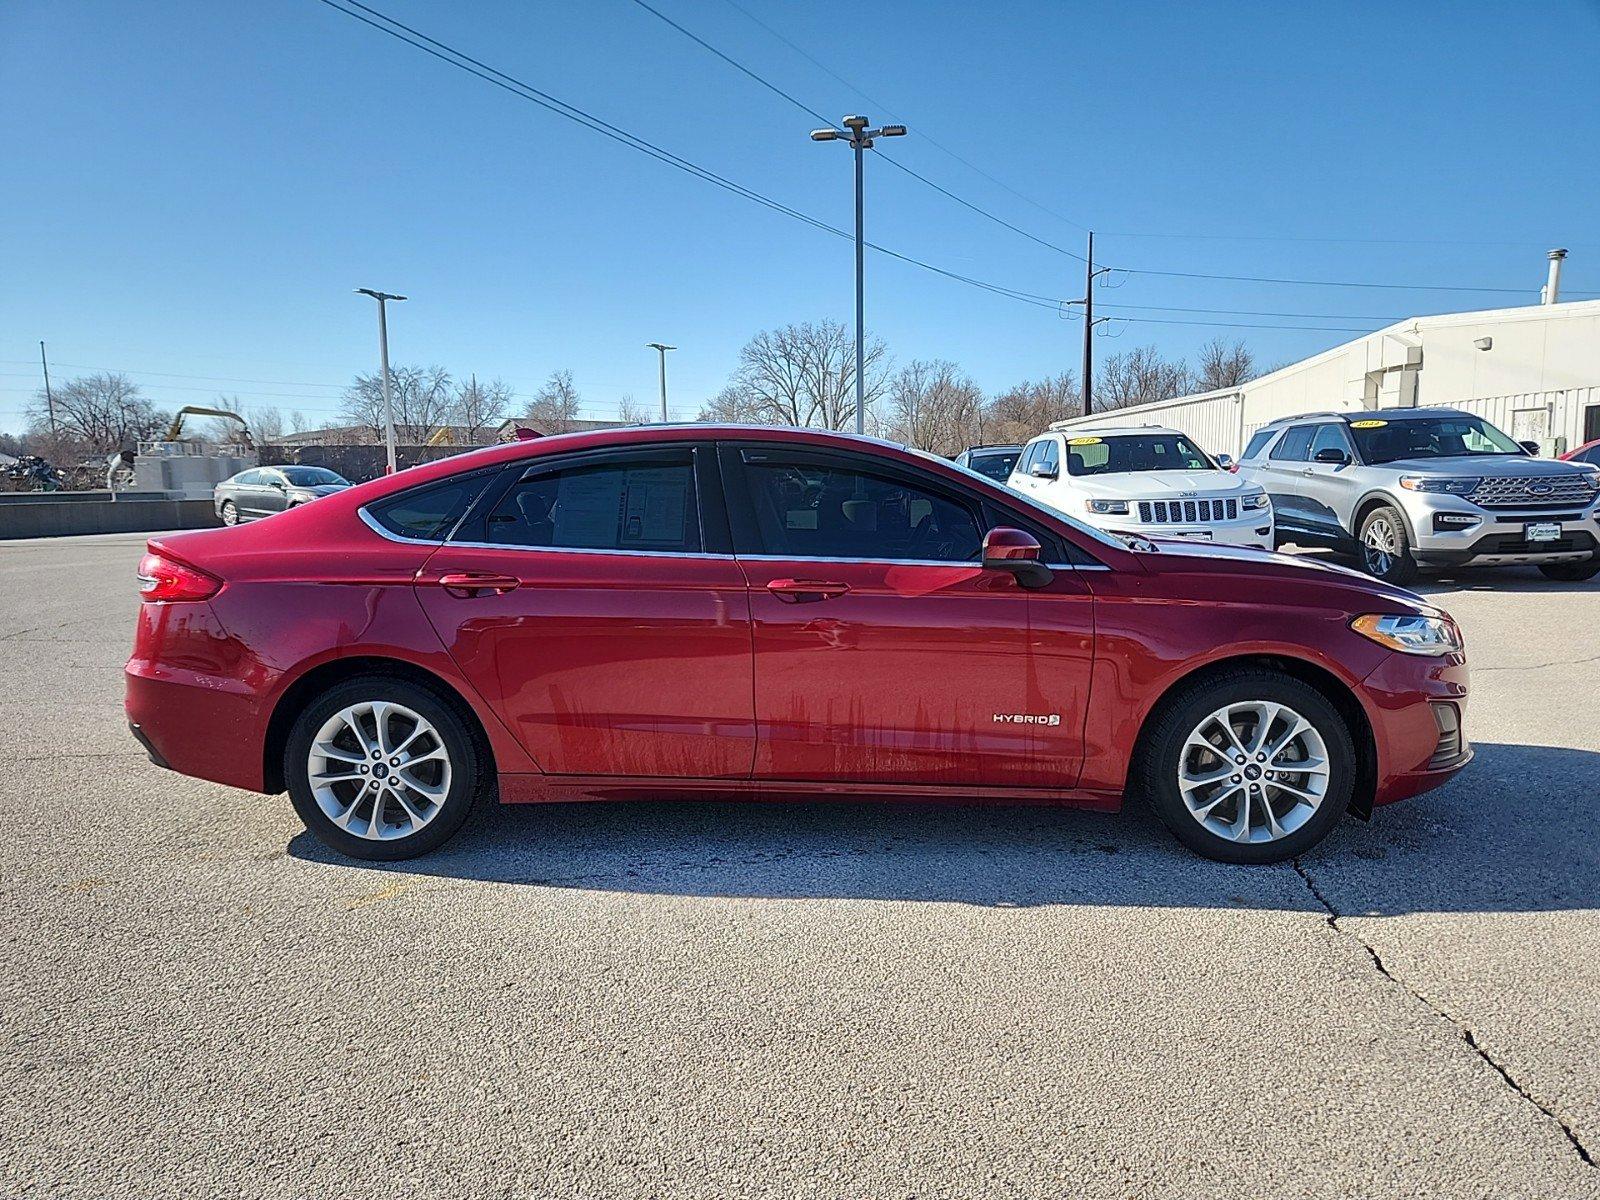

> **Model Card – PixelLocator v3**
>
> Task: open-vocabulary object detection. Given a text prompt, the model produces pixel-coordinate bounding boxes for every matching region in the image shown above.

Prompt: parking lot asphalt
[2,531,1597,1199]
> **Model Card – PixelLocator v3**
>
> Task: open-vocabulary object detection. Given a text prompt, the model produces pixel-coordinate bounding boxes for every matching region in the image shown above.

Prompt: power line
[626,0,1087,263]
[1119,264,1594,296]
[714,0,1093,235]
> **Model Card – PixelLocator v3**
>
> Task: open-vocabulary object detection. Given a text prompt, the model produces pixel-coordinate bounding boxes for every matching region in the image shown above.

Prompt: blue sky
[3,0,1598,434]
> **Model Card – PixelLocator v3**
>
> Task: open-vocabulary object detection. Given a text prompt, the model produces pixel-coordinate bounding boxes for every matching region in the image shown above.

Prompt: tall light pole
[39,341,56,440]
[355,288,406,474]
[811,115,906,435]
[645,343,675,422]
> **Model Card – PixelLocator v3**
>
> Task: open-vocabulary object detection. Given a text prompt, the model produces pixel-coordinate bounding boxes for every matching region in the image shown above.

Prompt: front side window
[280,466,347,487]
[1270,425,1315,462]
[1018,441,1044,474]
[1309,424,1355,459]
[1065,434,1211,475]
[484,457,701,553]
[1349,414,1523,464]
[1037,438,1060,474]
[739,455,983,563]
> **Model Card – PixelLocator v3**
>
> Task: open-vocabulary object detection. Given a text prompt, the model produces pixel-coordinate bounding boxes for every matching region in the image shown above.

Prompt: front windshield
[1349,415,1523,464]
[967,451,1019,482]
[1065,434,1212,475]
[935,451,1132,553]
[279,466,347,486]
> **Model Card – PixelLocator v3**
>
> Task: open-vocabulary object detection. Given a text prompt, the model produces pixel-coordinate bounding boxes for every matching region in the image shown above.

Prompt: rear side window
[1270,425,1315,461]
[367,473,493,541]
[483,454,701,554]
[1241,430,1274,460]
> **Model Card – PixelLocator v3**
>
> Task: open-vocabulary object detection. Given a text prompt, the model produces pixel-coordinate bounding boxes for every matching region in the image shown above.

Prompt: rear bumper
[125,664,271,792]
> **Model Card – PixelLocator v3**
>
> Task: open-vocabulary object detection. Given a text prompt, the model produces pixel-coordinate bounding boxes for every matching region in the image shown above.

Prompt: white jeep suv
[1007,424,1274,548]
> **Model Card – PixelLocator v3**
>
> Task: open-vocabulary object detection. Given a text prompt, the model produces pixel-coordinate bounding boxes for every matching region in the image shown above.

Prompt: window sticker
[1349,419,1388,429]
[1067,436,1103,446]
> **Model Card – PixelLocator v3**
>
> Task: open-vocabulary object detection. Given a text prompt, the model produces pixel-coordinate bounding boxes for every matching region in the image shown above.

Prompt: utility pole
[811,115,907,435]
[1075,233,1112,416]
[645,343,675,422]
[355,289,406,474]
[39,341,57,439]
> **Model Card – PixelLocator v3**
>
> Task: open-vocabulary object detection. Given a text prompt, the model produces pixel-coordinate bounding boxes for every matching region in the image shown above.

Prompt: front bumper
[1105,514,1274,549]
[1362,649,1472,806]
[1400,492,1600,566]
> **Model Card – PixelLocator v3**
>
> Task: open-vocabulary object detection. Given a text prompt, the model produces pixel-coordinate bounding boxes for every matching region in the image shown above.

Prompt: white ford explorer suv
[1007,424,1274,548]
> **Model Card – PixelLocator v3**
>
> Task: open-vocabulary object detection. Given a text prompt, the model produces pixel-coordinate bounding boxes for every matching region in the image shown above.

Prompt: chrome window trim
[357,509,1101,569]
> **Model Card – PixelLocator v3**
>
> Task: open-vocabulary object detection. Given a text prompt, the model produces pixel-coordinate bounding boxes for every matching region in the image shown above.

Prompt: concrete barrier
[0,498,221,540]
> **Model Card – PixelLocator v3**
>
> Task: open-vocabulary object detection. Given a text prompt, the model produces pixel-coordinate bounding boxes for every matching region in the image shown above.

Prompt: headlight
[1576,467,1600,490]
[1398,475,1479,495]
[1351,613,1463,655]
[1240,491,1270,511]
[1085,499,1129,515]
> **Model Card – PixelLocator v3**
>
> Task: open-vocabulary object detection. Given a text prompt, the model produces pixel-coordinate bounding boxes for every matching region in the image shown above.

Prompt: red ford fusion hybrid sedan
[126,426,1471,864]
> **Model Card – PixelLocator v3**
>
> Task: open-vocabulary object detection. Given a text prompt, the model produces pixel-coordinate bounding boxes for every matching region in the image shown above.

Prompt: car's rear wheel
[220,499,240,526]
[284,677,485,861]
[1358,504,1419,585]
[1136,670,1356,864]
[1539,560,1600,582]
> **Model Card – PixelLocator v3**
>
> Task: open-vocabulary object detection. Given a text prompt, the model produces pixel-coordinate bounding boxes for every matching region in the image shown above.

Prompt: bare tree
[288,410,309,434]
[708,321,889,431]
[883,360,985,454]
[986,371,1080,443]
[697,384,765,424]
[454,375,512,443]
[340,365,455,442]
[617,393,650,425]
[1193,338,1255,393]
[1098,346,1193,411]
[25,372,166,453]
[525,369,583,434]
[201,395,279,445]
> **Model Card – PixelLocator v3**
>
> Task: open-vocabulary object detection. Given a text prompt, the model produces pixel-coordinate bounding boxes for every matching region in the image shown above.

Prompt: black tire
[1538,560,1600,582]
[220,499,240,526]
[284,676,487,861]
[1134,669,1357,865]
[1357,504,1420,585]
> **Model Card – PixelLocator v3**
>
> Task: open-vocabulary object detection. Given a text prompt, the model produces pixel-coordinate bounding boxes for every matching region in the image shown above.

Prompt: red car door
[720,443,1094,789]
[412,444,755,779]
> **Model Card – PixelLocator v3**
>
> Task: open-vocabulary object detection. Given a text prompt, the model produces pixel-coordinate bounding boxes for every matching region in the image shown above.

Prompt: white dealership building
[1054,260,1600,459]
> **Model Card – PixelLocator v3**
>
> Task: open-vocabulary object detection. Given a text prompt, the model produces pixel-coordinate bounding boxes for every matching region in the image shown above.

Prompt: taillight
[137,551,220,603]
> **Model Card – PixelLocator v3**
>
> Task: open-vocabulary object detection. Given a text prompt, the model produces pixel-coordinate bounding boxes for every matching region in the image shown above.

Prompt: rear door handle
[767,578,850,603]
[437,571,520,597]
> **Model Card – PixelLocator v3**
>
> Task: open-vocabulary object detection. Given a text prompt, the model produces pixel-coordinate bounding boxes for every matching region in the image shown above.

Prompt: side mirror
[1518,440,1541,456]
[1313,447,1350,465]
[270,479,287,490]
[1215,453,1236,472]
[1029,462,1059,480]
[982,527,1053,588]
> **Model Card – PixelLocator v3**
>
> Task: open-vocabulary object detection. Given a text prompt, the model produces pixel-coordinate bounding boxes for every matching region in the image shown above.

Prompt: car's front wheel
[1539,559,1600,582]
[1358,504,1420,585]
[284,677,486,860]
[1137,670,1356,864]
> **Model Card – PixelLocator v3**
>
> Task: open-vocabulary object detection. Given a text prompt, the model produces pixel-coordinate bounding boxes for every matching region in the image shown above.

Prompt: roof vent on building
[1542,248,1568,305]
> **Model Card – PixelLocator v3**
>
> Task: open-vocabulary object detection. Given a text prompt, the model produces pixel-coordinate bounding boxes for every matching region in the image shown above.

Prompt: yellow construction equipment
[164,406,254,446]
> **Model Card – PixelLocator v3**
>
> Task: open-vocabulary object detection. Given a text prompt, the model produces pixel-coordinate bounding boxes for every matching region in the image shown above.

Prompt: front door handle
[437,571,520,597]
[767,578,850,603]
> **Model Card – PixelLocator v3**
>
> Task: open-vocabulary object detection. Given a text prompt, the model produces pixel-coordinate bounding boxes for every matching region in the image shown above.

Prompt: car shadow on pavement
[287,741,1598,914]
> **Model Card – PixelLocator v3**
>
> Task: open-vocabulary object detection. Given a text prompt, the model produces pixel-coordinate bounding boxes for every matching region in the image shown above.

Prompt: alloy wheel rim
[307,701,452,841]
[1363,518,1397,574]
[222,502,238,525]
[1177,700,1330,844]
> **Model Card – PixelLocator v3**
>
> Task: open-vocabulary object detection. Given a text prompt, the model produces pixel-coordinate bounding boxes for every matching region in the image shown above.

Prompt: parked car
[1236,408,1600,584]
[953,443,1024,483]
[1007,425,1273,548]
[214,465,351,525]
[1560,437,1600,467]
[128,425,1471,866]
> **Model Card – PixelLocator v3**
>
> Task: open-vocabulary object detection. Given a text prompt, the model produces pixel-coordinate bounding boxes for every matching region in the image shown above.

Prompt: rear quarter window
[365,471,495,541]
[1242,429,1275,460]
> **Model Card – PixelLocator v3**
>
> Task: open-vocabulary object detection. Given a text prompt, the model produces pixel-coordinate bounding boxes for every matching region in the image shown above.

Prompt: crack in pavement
[1292,857,1595,1169]
[1476,651,1600,674]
